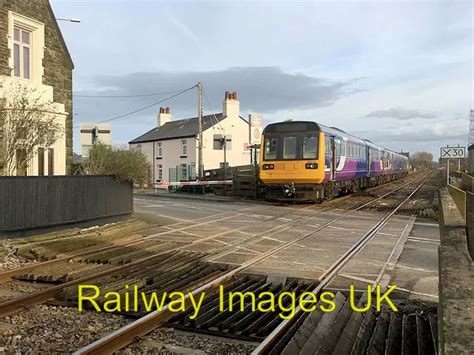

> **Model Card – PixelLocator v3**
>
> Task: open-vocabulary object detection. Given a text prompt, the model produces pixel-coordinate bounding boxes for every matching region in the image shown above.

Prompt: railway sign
[440,146,466,159]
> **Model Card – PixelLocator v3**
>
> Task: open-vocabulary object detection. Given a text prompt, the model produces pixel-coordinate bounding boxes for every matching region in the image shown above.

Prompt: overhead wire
[73,85,197,128]
[74,89,186,98]
[202,88,224,133]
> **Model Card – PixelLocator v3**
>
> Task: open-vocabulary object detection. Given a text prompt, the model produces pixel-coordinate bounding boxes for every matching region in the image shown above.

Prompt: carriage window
[341,142,346,156]
[264,137,278,160]
[283,136,298,159]
[334,139,341,157]
[303,136,317,159]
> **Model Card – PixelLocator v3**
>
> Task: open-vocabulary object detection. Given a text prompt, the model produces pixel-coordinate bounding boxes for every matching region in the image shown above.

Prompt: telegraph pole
[197,82,203,179]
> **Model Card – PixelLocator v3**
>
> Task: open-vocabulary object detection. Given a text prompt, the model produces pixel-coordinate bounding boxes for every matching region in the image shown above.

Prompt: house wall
[201,114,251,171]
[0,1,73,175]
[132,137,197,183]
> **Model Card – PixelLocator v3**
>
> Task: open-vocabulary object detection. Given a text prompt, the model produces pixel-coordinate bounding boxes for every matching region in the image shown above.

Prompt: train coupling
[282,183,296,198]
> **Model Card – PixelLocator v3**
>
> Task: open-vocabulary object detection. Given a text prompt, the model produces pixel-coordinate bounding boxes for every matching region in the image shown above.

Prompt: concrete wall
[438,188,474,354]
[447,184,466,221]
[79,123,112,158]
[0,1,73,174]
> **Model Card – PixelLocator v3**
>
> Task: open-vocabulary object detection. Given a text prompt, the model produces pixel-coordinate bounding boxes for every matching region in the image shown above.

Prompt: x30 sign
[440,147,466,159]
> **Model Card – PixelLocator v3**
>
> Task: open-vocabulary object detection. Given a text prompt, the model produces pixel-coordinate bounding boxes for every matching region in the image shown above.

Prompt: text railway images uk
[259,121,409,201]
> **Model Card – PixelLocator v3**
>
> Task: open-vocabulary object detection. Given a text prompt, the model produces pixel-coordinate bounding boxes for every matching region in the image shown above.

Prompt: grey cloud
[74,66,359,120]
[351,129,468,158]
[353,129,466,144]
[365,108,437,120]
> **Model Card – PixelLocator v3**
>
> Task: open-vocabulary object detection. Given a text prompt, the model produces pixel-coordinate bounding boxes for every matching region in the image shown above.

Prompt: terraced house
[0,0,73,175]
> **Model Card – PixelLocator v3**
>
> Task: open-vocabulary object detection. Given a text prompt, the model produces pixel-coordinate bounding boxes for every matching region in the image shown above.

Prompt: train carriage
[259,121,408,201]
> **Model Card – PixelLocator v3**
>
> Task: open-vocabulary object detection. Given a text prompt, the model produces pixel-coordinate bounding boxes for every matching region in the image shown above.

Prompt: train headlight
[305,163,318,169]
[263,164,275,170]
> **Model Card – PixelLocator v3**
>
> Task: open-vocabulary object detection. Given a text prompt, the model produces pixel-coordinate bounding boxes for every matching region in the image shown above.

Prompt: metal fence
[169,164,196,183]
[0,175,133,232]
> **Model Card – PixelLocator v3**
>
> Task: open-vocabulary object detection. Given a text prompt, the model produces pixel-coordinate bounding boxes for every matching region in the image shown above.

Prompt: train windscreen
[264,135,318,160]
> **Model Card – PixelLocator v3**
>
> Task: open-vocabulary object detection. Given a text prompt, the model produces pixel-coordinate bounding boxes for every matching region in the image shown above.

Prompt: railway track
[68,172,433,354]
[0,172,426,295]
[1,191,343,319]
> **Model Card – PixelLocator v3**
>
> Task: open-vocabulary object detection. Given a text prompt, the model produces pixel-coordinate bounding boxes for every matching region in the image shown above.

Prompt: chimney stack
[157,107,172,127]
[223,91,239,118]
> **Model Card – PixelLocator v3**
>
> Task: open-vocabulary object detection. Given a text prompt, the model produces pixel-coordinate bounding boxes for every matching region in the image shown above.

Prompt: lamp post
[56,18,81,23]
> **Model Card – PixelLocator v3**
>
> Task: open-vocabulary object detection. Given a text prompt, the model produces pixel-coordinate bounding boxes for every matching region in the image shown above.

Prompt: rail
[252,173,431,354]
[74,172,430,354]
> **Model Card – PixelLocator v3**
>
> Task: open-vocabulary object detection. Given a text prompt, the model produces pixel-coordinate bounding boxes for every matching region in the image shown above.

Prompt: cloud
[74,67,360,118]
[352,118,469,157]
[365,108,437,120]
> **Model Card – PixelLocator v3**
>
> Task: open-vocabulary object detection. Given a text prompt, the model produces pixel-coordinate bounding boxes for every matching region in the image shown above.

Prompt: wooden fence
[0,176,133,232]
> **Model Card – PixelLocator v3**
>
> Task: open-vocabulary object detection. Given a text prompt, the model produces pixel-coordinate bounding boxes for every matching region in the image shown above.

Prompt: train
[259,121,409,201]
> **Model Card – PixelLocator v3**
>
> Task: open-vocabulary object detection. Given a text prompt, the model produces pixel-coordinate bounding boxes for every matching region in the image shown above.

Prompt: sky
[50,0,473,158]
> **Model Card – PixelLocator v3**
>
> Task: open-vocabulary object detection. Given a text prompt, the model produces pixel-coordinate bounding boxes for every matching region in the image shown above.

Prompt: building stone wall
[0,0,73,173]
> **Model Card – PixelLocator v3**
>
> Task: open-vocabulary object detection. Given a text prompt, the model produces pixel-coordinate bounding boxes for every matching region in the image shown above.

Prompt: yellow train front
[259,121,326,201]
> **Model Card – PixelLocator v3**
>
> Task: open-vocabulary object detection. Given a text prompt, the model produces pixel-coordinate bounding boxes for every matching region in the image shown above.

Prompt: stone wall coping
[439,188,465,228]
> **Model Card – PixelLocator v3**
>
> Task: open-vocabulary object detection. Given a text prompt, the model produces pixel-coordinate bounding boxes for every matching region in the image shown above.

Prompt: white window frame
[13,27,31,79]
[8,12,44,84]
[156,142,162,158]
[181,139,187,157]
[181,163,188,180]
[157,164,163,181]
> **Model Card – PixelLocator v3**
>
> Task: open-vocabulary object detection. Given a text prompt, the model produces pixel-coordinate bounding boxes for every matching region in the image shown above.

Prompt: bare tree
[0,81,63,176]
[410,151,433,168]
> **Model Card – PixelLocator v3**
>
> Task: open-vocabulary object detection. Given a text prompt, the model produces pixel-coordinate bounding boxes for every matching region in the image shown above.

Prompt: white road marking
[414,222,439,227]
[395,287,438,300]
[395,264,436,273]
[407,238,440,245]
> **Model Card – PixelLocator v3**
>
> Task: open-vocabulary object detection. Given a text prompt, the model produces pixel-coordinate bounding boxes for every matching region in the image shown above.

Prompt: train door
[330,136,336,180]
[367,148,372,176]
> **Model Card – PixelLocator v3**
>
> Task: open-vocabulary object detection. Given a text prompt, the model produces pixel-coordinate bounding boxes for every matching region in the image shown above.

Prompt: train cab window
[325,137,331,155]
[335,139,341,156]
[303,136,317,159]
[283,136,298,159]
[264,137,278,160]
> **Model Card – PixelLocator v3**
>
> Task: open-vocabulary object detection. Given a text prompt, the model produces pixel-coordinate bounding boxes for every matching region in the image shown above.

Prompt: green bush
[86,144,151,185]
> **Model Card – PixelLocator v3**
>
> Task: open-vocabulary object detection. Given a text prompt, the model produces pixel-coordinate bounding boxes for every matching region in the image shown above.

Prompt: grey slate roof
[129,113,226,144]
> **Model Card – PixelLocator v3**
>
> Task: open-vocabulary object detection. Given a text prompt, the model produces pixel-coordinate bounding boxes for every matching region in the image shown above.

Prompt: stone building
[129,92,261,183]
[0,0,73,175]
